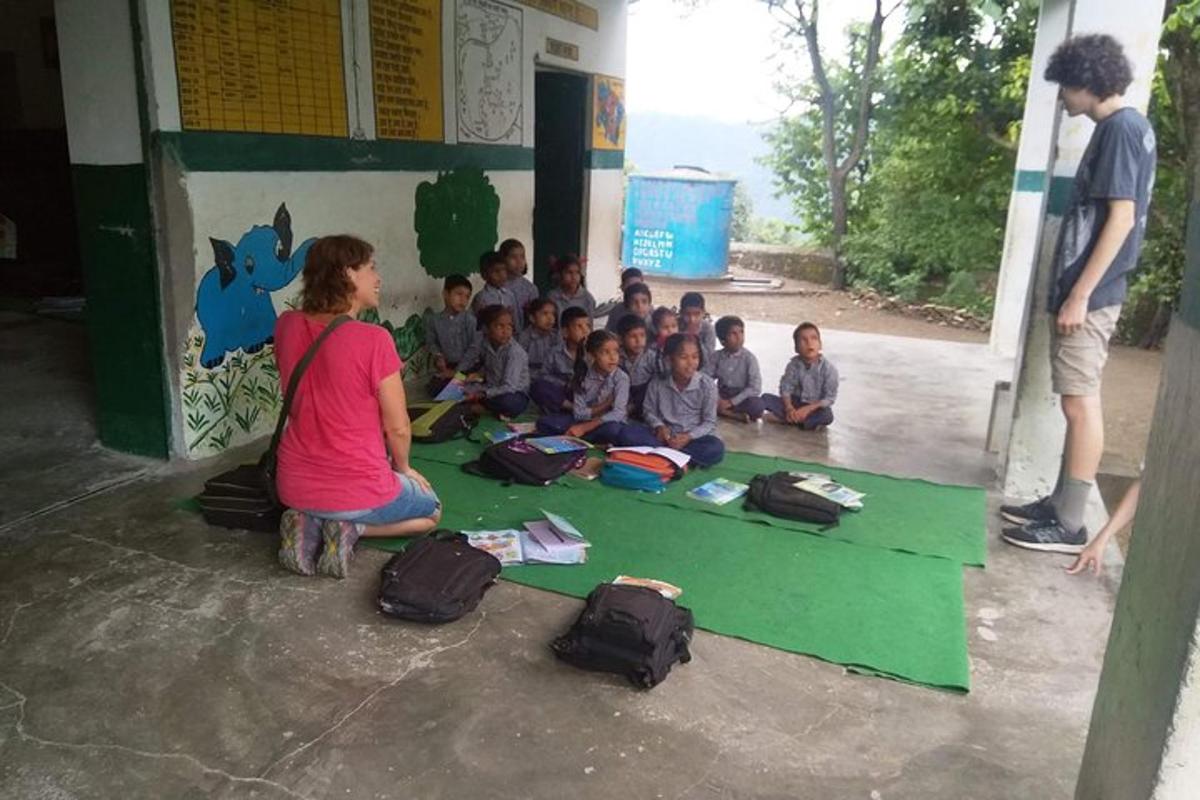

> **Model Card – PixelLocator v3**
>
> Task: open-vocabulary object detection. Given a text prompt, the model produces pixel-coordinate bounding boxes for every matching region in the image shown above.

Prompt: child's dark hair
[525,296,556,326]
[679,291,706,312]
[715,315,743,344]
[617,313,647,337]
[1044,34,1133,99]
[443,274,472,293]
[477,304,512,331]
[560,305,590,329]
[498,238,525,260]
[620,267,643,286]
[572,330,619,393]
[651,305,676,330]
[793,321,821,343]
[554,254,585,286]
[662,332,703,371]
[479,250,507,275]
[623,281,651,307]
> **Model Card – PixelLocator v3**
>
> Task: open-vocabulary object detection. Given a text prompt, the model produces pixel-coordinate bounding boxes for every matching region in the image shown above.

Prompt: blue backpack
[600,461,668,493]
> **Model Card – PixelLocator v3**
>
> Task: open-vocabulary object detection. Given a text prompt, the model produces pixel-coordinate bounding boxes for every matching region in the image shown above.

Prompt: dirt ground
[640,271,1161,482]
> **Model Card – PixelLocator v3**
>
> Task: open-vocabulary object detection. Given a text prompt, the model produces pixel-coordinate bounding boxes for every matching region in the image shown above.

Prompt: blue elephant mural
[195,203,315,369]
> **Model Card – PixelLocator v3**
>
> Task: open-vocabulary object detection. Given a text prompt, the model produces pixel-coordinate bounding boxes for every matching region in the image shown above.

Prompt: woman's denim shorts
[306,473,441,526]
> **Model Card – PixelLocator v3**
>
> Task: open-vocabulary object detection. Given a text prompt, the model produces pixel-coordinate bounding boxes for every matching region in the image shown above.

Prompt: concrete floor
[0,314,1121,799]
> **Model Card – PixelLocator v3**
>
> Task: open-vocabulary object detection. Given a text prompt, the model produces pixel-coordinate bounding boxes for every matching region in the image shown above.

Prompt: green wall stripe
[72,164,171,458]
[156,131,536,172]
[587,149,625,170]
[1014,169,1074,215]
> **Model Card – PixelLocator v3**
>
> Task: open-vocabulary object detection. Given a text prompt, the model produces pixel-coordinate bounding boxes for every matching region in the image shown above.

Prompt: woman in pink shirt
[274,235,441,578]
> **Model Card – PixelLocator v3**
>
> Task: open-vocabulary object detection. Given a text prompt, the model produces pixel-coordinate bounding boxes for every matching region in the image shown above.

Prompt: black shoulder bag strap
[260,314,353,503]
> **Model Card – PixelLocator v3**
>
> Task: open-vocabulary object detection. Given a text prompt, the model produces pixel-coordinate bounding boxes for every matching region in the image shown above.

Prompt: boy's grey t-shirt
[1049,107,1156,313]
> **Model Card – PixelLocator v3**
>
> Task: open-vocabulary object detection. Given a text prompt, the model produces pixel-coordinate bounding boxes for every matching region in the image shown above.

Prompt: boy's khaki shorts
[1050,305,1122,396]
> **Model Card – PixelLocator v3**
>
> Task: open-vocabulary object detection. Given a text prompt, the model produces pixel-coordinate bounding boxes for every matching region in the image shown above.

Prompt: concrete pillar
[989,0,1072,360]
[1075,199,1200,799]
[1001,0,1165,500]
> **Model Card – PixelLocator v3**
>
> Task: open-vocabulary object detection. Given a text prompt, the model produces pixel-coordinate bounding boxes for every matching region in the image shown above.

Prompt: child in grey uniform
[500,238,538,321]
[472,251,522,331]
[547,254,597,320]
[519,297,559,379]
[763,322,838,430]
[711,315,764,422]
[464,305,529,418]
[529,306,591,413]
[679,291,717,372]
[424,273,478,395]
[618,314,655,418]
[535,330,639,445]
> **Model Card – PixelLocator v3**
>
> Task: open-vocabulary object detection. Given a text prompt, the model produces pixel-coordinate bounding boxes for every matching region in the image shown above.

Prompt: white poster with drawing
[455,0,523,145]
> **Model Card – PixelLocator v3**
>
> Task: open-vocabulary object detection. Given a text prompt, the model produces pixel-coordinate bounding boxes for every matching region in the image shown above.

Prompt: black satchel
[551,583,694,689]
[461,437,588,486]
[743,471,842,526]
[377,530,501,623]
[198,315,352,531]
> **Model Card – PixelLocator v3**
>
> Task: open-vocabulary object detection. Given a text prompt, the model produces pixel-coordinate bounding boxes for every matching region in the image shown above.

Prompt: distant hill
[624,111,798,224]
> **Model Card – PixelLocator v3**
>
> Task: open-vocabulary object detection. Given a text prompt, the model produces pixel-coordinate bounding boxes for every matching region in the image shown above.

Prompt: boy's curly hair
[1044,34,1133,99]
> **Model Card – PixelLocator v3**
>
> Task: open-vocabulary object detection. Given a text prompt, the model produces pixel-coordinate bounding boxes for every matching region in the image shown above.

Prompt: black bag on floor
[197,315,352,531]
[462,437,587,486]
[377,530,501,624]
[407,400,479,443]
[743,471,842,526]
[551,583,694,689]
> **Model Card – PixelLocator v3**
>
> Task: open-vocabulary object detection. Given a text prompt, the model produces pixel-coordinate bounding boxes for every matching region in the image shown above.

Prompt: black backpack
[407,400,479,444]
[462,437,588,486]
[551,583,694,689]
[744,471,842,526]
[377,531,501,623]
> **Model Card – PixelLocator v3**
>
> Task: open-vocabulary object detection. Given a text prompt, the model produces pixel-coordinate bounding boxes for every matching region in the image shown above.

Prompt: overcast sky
[626,0,897,124]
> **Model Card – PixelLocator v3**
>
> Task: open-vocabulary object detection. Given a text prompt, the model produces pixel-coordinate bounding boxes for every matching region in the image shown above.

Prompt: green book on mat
[687,478,750,506]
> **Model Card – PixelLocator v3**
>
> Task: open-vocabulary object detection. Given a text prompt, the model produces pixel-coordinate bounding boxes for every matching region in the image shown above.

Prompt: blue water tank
[622,167,736,279]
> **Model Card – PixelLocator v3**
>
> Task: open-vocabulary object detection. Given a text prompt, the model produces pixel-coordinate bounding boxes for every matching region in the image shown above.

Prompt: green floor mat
[627,451,987,567]
[364,459,971,691]
[409,434,986,566]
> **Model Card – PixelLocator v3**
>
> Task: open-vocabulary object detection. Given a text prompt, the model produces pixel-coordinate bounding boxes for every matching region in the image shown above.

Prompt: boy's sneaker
[1001,519,1088,554]
[316,519,363,579]
[278,510,321,576]
[1000,496,1058,526]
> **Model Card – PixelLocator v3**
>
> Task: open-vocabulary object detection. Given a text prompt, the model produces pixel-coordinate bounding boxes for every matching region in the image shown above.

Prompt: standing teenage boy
[1002,34,1156,553]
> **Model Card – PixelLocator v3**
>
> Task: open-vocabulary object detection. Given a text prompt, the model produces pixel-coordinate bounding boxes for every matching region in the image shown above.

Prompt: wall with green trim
[72,164,170,457]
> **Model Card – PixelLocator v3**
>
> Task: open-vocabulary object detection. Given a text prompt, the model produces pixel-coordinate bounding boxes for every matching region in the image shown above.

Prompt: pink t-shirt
[274,311,403,512]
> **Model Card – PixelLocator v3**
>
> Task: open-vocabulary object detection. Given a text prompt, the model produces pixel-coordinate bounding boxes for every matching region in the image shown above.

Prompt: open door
[533,70,588,292]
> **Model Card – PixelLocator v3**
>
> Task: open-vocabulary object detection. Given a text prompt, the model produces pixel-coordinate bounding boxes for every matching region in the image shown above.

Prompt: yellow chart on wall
[592,74,625,151]
[369,0,444,141]
[171,0,349,137]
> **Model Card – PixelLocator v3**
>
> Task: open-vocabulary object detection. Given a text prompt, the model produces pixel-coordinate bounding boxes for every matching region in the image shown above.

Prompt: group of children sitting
[424,239,840,468]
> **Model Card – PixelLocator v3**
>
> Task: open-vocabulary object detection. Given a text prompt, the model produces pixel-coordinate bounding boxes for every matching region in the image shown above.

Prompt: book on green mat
[687,478,750,506]
[526,435,590,454]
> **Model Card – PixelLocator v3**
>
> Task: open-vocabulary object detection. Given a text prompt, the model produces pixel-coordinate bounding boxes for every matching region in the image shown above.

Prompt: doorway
[533,70,588,292]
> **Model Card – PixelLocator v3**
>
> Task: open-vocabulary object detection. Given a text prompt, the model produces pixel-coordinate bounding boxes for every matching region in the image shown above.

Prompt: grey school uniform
[548,286,597,321]
[518,327,558,378]
[621,348,657,387]
[424,308,477,366]
[778,355,839,407]
[539,342,577,385]
[688,320,717,373]
[711,348,762,404]
[472,283,522,330]
[605,308,655,337]
[642,371,718,439]
[480,338,530,397]
[573,368,630,423]
[506,275,539,317]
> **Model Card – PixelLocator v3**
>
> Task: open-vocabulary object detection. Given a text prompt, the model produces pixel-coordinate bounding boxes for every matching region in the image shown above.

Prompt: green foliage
[414,168,500,278]
[764,0,1036,314]
[730,182,754,241]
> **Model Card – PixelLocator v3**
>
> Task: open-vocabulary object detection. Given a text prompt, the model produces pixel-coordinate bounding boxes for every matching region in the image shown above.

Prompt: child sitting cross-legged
[623,333,725,467]
[618,314,655,418]
[763,322,838,430]
[711,315,764,422]
[535,330,639,446]
[547,254,596,320]
[463,304,530,419]
[518,297,559,379]
[424,273,477,396]
[529,305,591,414]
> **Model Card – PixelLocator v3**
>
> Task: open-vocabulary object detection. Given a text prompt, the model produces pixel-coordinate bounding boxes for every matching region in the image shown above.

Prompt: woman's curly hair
[1044,34,1133,99]
[300,235,374,314]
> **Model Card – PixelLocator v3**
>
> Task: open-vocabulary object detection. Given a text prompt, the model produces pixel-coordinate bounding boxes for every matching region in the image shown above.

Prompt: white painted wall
[54,0,144,164]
